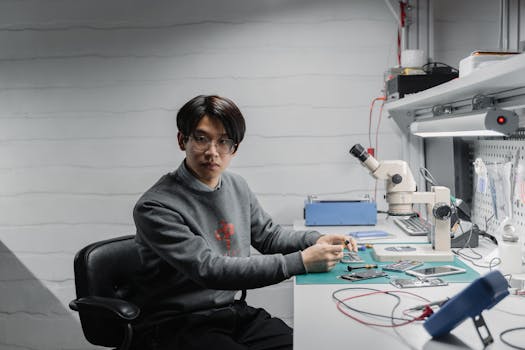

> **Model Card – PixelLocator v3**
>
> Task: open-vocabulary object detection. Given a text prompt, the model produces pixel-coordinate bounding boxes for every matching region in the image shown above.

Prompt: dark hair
[176,95,246,148]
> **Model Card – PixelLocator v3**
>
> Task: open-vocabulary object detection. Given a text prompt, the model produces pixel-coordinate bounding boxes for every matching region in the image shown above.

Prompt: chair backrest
[73,235,141,346]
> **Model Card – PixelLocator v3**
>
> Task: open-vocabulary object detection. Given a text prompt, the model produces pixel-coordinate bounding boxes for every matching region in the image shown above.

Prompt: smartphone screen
[406,265,465,278]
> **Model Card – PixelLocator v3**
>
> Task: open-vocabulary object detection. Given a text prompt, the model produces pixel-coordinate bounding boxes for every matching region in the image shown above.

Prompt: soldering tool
[347,264,378,271]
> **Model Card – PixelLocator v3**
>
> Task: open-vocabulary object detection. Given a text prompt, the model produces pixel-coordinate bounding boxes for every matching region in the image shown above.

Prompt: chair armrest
[69,296,140,321]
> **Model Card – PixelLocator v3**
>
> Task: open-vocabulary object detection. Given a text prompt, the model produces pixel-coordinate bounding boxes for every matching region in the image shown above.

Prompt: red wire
[368,97,384,149]
[400,1,406,27]
[368,100,375,149]
[373,99,384,202]
[413,209,427,222]
[368,96,386,202]
[374,98,385,159]
[397,29,401,66]
[403,305,434,319]
[397,1,407,66]
[335,290,431,328]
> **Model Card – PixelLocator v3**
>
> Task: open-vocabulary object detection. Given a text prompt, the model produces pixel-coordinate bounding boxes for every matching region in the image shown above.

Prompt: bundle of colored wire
[332,287,432,328]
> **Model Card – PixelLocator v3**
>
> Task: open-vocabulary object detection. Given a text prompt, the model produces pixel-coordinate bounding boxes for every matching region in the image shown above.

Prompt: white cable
[384,0,400,23]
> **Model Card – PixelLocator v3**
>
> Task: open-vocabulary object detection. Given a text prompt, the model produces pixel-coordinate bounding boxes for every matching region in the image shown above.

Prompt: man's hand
[301,243,344,273]
[316,234,357,252]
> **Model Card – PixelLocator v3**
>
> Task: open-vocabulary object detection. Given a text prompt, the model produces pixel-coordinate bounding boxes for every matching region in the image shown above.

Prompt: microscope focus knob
[391,174,403,184]
[433,203,452,220]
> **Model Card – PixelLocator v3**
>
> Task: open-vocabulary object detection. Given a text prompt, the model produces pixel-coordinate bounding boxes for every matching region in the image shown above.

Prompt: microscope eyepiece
[349,144,369,162]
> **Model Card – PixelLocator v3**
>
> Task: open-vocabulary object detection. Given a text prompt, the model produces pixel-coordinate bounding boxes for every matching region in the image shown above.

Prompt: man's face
[178,115,236,188]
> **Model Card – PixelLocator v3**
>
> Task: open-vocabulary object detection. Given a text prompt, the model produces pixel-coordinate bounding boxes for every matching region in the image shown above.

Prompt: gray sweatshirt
[132,161,321,316]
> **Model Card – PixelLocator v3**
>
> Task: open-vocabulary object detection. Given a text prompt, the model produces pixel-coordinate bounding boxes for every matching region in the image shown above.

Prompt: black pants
[133,301,293,350]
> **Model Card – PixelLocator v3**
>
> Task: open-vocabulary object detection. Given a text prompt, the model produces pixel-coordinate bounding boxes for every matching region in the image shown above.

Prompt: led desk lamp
[349,144,454,262]
[410,108,518,138]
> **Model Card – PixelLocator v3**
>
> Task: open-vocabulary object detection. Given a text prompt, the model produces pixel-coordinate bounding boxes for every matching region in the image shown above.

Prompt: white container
[498,222,523,274]
[401,49,425,68]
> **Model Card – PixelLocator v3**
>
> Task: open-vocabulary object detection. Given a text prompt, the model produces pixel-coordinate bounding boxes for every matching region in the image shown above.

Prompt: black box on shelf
[386,73,458,100]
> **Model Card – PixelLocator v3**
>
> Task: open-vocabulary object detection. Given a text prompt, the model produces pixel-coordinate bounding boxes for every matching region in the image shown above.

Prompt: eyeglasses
[188,135,237,155]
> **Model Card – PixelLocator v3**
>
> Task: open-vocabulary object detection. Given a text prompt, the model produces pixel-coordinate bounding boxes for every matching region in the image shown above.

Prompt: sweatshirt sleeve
[247,188,321,255]
[134,198,311,290]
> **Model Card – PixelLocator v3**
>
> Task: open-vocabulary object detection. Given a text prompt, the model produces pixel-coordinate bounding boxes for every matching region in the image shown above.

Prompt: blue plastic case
[423,270,509,338]
[304,201,377,226]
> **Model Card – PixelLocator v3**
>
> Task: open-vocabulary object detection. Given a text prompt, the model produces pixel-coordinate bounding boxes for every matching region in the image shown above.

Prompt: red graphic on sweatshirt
[214,220,235,253]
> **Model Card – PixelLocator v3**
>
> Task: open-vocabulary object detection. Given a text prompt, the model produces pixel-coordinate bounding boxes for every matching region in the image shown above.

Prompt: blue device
[349,230,389,239]
[304,201,377,226]
[423,270,509,346]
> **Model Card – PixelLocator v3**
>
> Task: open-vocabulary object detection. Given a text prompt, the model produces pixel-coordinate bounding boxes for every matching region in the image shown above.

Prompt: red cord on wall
[368,95,386,202]
[397,1,407,66]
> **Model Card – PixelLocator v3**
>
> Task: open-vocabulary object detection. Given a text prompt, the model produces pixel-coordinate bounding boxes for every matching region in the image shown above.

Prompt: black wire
[332,287,414,322]
[452,221,502,269]
[500,327,525,349]
[388,290,405,326]
[391,297,419,350]
[452,249,501,269]
[454,247,482,260]
[422,62,459,73]
[453,224,482,259]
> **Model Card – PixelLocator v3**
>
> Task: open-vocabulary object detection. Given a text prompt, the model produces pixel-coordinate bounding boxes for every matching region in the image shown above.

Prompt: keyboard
[393,216,431,236]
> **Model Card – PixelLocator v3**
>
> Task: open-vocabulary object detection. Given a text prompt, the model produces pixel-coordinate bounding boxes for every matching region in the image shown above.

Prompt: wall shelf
[385,53,525,132]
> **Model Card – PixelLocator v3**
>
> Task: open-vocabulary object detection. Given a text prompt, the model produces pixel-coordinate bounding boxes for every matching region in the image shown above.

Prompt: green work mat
[295,247,480,285]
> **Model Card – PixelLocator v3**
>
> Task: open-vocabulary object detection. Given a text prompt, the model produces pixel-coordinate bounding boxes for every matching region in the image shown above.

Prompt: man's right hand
[300,244,344,273]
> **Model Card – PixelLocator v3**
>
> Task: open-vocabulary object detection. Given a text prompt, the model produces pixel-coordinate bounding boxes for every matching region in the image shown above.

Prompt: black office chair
[69,235,141,350]
[70,235,248,350]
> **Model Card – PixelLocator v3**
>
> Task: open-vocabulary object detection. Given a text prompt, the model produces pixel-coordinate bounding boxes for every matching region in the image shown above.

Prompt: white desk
[293,217,525,349]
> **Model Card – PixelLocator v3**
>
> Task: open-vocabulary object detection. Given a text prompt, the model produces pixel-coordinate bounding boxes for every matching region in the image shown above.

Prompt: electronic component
[385,245,416,252]
[339,269,387,281]
[381,260,424,272]
[340,251,364,263]
[349,230,389,239]
[393,216,430,236]
[386,73,458,100]
[405,265,466,278]
[390,278,448,289]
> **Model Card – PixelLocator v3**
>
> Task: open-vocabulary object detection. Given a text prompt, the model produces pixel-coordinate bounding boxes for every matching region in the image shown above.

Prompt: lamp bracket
[432,104,454,116]
[472,94,495,110]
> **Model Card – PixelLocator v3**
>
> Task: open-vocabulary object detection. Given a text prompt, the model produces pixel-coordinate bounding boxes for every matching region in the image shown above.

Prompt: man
[132,95,356,349]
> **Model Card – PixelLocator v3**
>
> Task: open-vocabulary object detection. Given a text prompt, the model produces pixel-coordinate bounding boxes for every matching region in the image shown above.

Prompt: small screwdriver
[347,264,378,271]
[343,239,358,252]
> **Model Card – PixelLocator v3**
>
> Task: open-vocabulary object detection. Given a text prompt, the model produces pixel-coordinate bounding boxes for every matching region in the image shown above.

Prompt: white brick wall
[0,0,501,348]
